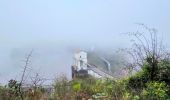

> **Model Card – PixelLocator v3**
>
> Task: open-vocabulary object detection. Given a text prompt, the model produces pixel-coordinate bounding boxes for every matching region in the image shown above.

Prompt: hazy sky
[0,0,170,84]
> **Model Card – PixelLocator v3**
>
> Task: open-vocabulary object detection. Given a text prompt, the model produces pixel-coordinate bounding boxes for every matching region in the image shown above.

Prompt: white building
[72,51,114,79]
[73,51,87,71]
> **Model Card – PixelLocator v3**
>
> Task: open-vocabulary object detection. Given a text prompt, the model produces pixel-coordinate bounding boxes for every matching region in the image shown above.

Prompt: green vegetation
[0,58,170,100]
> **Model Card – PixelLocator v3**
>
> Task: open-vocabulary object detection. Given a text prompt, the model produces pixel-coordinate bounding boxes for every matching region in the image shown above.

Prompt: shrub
[53,75,73,100]
[141,81,169,100]
[0,86,9,100]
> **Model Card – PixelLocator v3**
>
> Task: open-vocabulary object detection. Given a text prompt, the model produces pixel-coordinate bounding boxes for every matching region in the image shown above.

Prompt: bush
[53,75,74,100]
[141,81,169,100]
[0,86,9,100]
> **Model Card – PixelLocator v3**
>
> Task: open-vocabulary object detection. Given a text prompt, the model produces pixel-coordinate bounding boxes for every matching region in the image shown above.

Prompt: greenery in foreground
[0,58,170,100]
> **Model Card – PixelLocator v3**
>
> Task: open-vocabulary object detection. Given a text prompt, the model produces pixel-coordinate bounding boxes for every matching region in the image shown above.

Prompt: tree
[123,24,170,81]
[19,50,33,100]
[30,73,45,91]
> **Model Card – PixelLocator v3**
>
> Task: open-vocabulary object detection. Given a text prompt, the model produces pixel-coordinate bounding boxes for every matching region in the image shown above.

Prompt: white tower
[73,51,87,71]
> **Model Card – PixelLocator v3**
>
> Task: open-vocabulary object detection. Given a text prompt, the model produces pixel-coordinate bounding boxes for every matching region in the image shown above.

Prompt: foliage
[53,75,73,100]
[124,59,170,100]
[157,59,170,85]
[1,47,170,100]
[1,58,170,100]
[0,86,9,100]
[141,82,169,100]
[72,81,81,92]
[7,79,22,100]
[0,73,170,100]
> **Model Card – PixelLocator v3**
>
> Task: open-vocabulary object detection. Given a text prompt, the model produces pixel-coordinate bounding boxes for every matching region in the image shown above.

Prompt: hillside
[87,51,124,74]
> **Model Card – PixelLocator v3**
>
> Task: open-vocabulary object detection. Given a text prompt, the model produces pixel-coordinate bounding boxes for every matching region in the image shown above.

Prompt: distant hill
[87,51,125,74]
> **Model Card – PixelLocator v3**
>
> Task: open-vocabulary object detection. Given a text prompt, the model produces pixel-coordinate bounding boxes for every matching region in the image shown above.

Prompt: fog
[1,0,170,84]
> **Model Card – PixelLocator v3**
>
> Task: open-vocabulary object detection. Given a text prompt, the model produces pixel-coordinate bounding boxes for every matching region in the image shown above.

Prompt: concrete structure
[71,51,114,79]
[73,51,87,71]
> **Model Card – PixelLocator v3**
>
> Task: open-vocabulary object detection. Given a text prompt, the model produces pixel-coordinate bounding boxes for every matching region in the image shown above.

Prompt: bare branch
[19,50,33,100]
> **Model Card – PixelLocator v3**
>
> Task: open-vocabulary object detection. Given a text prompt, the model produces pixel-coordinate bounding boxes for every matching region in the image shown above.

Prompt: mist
[1,0,170,85]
